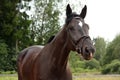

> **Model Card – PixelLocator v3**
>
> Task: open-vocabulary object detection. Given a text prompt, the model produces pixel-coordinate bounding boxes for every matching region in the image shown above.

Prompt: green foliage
[98,34,120,74]
[0,39,8,55]
[0,0,61,72]
[102,59,120,74]
[69,51,85,73]
[31,0,60,44]
[69,52,82,67]
[0,0,32,71]
[84,58,100,70]
[103,34,120,65]
[0,71,16,74]
[0,39,8,71]
[94,37,106,66]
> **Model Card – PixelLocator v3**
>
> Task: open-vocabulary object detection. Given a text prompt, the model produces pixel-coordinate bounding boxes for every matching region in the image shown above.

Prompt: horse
[17,4,95,80]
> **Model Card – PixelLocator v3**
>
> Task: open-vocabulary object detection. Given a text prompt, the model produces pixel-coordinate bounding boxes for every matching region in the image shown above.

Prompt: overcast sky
[28,0,120,42]
[60,0,120,41]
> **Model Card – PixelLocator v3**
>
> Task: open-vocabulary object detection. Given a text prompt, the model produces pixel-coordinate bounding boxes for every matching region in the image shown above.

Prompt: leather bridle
[75,36,91,54]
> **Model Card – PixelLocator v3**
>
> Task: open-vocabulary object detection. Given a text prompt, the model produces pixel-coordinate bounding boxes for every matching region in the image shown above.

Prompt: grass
[0,76,17,80]
[74,77,120,80]
[0,73,120,80]
[74,74,120,80]
[0,75,17,80]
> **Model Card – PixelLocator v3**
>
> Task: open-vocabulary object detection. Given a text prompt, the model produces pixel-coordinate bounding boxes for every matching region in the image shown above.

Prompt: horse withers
[17,4,95,80]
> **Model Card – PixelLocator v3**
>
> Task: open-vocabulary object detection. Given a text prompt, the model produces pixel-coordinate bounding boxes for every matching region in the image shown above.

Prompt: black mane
[47,36,55,43]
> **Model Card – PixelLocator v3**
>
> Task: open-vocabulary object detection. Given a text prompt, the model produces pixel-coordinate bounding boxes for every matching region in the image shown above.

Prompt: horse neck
[50,26,73,71]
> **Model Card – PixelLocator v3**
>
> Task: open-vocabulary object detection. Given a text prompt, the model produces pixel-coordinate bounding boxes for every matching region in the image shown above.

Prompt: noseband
[75,36,90,53]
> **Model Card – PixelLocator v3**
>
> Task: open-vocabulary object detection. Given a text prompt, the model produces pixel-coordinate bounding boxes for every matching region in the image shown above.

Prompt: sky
[28,0,120,42]
[86,0,120,41]
[59,0,120,42]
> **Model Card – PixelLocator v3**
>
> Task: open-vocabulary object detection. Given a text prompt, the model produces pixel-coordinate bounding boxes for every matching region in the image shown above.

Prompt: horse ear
[66,4,72,17]
[80,5,87,19]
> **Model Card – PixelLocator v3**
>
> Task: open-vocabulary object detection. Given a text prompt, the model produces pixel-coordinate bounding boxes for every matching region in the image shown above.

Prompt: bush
[84,58,100,70]
[0,39,8,71]
[102,59,120,74]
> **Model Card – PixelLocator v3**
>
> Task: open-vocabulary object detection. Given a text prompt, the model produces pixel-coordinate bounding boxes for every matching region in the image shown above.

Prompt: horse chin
[83,56,92,60]
[82,52,93,60]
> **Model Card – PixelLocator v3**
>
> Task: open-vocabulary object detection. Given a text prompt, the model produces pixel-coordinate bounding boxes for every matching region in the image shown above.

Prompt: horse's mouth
[83,52,93,60]
[75,41,95,60]
[76,48,94,60]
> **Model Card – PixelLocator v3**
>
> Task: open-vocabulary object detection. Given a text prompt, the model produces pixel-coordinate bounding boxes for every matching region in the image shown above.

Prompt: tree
[31,0,60,44]
[0,39,8,71]
[102,59,120,74]
[0,0,32,71]
[69,51,86,73]
[103,34,120,65]
[84,58,100,70]
[94,37,106,66]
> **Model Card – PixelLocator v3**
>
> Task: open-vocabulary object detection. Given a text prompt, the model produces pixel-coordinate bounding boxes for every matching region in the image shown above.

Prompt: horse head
[65,4,95,60]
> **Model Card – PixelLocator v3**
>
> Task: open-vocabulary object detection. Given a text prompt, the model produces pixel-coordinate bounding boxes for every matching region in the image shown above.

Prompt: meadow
[0,74,120,80]
[74,74,120,80]
[0,74,17,80]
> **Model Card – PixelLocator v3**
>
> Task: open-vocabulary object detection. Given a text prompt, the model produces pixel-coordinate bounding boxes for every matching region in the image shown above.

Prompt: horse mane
[47,35,55,43]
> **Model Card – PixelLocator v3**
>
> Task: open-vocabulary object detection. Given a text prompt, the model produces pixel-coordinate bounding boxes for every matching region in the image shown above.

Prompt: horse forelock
[65,12,80,24]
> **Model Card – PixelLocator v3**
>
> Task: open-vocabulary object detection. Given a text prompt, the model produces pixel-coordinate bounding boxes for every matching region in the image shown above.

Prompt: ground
[0,73,120,80]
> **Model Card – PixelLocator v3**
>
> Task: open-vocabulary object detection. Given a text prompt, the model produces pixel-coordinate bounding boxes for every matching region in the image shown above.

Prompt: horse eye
[69,26,74,30]
[79,21,83,27]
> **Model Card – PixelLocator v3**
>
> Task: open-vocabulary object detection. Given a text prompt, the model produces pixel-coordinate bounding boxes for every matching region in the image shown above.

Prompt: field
[0,74,120,80]
[0,74,17,80]
[74,74,120,80]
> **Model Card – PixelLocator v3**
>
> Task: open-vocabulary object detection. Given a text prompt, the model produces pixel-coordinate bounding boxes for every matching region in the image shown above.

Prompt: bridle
[75,36,91,54]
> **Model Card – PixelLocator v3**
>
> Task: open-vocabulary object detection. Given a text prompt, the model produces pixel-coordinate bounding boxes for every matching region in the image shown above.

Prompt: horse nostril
[85,47,89,53]
[85,47,95,54]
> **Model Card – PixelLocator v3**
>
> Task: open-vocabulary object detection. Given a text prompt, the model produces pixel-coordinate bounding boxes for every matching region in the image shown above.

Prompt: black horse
[17,4,95,80]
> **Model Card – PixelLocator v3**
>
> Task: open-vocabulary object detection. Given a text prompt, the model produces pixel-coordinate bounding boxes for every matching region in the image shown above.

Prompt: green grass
[0,71,16,74]
[0,76,17,80]
[74,76,120,80]
[0,74,17,80]
[74,74,120,80]
[0,74,120,80]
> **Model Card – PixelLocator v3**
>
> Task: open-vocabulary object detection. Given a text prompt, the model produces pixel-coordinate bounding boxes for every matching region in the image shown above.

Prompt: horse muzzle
[76,45,95,60]
[82,46,95,60]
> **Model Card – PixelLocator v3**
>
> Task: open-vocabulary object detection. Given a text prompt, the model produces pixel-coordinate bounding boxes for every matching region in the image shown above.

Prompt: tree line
[0,0,120,74]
